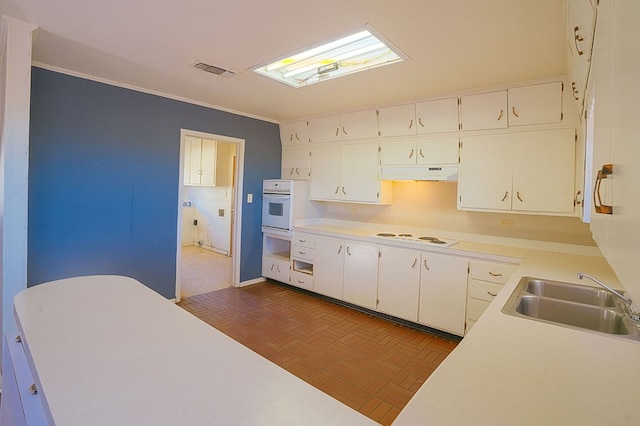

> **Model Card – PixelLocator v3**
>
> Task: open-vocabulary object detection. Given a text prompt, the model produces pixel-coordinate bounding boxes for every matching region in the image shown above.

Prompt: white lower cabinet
[418,253,469,336]
[377,246,421,322]
[262,234,291,283]
[313,237,346,299]
[465,260,517,332]
[342,243,379,310]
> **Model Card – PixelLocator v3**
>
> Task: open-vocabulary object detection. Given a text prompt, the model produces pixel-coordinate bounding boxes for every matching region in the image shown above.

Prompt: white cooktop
[371,232,458,248]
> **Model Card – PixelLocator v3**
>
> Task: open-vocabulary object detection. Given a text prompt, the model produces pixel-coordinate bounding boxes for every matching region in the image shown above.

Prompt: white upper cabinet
[567,0,596,87]
[281,146,311,180]
[280,120,309,146]
[459,91,508,131]
[380,136,459,165]
[184,138,217,186]
[378,98,459,137]
[507,82,564,126]
[308,110,378,143]
[458,128,576,214]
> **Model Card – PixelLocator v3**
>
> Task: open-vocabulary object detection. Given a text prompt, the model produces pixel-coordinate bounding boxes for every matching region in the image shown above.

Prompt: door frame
[175,128,245,302]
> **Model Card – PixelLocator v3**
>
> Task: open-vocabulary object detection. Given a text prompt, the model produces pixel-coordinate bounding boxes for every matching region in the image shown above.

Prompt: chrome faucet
[577,272,640,322]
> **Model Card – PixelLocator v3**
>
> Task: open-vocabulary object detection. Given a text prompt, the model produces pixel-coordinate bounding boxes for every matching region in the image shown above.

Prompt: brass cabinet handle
[487,291,498,297]
[408,119,414,129]
[294,133,300,141]
[335,127,340,137]
[290,168,294,176]
[342,187,347,195]
[512,107,519,118]
[418,118,425,128]
[298,251,306,255]
[342,127,348,135]
[423,259,430,271]
[489,272,503,277]
[299,239,306,243]
[497,109,504,121]
[335,186,340,194]
[501,191,509,202]
[337,245,343,254]
[270,264,275,271]
[516,191,523,202]
[290,133,294,142]
[594,164,613,214]
[295,168,300,176]
[571,82,580,100]
[298,280,304,284]
[276,265,280,273]
[29,384,38,395]
[419,148,425,158]
[574,26,585,56]
[347,246,351,256]
[411,258,418,268]
[409,148,414,159]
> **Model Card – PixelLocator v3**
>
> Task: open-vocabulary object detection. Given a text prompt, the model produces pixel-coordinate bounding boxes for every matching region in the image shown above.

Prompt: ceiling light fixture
[251,24,407,88]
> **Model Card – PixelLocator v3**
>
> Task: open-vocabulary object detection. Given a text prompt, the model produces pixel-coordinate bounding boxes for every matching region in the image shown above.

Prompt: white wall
[183,186,233,255]
[323,181,596,246]
[0,17,34,345]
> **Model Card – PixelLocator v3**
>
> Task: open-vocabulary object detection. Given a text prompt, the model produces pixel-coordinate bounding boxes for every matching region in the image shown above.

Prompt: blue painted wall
[28,68,281,298]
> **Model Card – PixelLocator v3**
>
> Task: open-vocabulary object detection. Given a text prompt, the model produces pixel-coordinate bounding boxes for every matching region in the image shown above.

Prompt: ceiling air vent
[194,62,236,77]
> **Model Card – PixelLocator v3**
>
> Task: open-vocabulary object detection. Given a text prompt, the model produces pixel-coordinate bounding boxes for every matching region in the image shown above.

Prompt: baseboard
[237,277,266,288]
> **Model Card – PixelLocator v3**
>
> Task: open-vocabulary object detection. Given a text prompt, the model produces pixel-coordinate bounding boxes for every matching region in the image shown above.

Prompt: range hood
[380,165,458,182]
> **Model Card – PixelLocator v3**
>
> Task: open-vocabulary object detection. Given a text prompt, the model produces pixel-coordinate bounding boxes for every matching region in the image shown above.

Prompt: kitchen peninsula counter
[8,276,377,425]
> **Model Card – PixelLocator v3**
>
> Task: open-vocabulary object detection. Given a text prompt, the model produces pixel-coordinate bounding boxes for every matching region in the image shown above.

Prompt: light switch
[247,193,253,203]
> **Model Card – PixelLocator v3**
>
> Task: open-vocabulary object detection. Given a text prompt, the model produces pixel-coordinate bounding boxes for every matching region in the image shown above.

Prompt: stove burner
[419,236,446,244]
[376,233,396,237]
[397,233,413,238]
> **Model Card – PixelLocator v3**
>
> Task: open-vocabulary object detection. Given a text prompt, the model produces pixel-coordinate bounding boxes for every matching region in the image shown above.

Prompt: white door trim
[175,129,245,302]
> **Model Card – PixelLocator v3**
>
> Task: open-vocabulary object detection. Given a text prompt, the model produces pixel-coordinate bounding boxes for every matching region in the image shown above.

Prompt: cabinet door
[567,0,596,86]
[418,253,468,336]
[280,121,309,146]
[343,243,379,310]
[458,134,512,210]
[416,136,459,165]
[188,138,203,184]
[415,98,459,134]
[380,139,417,165]
[340,110,379,140]
[313,238,345,299]
[183,137,194,184]
[508,82,563,126]
[377,247,420,321]
[512,129,575,213]
[200,139,217,185]
[281,146,311,180]
[308,115,341,143]
[262,256,290,283]
[309,145,341,200]
[340,142,381,203]
[460,91,508,131]
[378,104,416,137]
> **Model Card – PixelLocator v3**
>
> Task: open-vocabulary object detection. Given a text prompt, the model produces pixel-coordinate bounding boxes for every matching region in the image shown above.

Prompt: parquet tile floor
[178,280,458,425]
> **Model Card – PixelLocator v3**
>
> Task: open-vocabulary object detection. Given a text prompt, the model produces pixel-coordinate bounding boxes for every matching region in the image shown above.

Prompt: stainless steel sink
[502,277,640,341]
[524,279,617,307]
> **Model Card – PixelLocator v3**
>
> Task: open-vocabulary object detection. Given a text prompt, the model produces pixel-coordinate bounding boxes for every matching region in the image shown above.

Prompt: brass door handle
[497,109,504,121]
[571,82,580,100]
[411,258,418,268]
[512,107,519,118]
[423,259,430,271]
[419,148,425,158]
[594,164,613,214]
[501,191,509,202]
[409,149,414,159]
[516,191,523,202]
[574,26,585,56]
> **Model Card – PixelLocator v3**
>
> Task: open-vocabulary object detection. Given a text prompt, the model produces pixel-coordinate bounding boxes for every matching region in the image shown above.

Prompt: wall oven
[262,180,294,235]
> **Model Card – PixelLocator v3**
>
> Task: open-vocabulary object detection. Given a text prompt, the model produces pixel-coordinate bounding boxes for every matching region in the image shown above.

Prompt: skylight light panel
[252,25,407,88]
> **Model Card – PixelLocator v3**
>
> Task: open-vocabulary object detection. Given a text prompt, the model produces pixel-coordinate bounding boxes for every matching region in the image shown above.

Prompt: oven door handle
[263,193,290,199]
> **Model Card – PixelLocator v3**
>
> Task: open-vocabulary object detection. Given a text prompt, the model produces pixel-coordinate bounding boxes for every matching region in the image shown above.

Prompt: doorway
[176,129,245,302]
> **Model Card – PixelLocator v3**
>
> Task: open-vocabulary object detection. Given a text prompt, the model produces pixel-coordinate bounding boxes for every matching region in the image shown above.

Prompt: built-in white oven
[262,180,293,234]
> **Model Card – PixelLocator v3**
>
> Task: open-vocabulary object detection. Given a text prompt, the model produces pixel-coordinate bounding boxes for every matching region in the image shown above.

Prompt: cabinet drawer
[468,279,504,302]
[469,261,516,284]
[466,298,490,322]
[291,244,313,262]
[292,233,316,248]
[291,271,313,291]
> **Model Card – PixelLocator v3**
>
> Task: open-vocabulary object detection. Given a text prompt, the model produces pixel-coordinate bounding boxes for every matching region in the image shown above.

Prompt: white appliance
[262,179,320,236]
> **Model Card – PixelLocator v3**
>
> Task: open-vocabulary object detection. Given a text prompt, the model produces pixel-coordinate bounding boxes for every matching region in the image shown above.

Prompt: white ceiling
[1,0,566,123]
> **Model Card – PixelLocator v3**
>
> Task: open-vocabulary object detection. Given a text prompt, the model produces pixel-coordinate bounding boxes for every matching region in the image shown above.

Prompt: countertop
[291,220,640,425]
[13,276,377,425]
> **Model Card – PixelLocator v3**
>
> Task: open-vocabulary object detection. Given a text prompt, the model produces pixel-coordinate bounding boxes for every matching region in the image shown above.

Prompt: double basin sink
[502,277,640,342]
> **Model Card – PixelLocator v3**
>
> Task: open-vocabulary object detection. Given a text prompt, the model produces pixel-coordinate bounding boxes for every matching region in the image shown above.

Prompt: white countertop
[13,276,377,425]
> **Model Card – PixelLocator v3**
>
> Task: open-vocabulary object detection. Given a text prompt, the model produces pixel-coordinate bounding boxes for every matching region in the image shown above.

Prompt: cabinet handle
[419,148,425,158]
[290,168,294,176]
[335,127,340,137]
[418,118,425,128]
[29,384,38,395]
[295,168,300,176]
[573,26,585,56]
[299,239,306,243]
[501,191,509,202]
[295,133,300,141]
[411,258,418,268]
[298,280,304,284]
[335,186,340,194]
[409,148,414,159]
[271,264,275,271]
[347,246,351,256]
[276,265,281,272]
[15,335,22,343]
[594,164,613,214]
[423,259,430,271]
[511,107,519,118]
[516,191,523,202]
[298,251,306,255]
[342,187,347,195]
[337,245,343,254]
[342,127,348,135]
[408,119,414,129]
[497,109,504,121]
[489,271,503,277]
[487,291,498,297]
[571,82,580,100]
[290,133,294,142]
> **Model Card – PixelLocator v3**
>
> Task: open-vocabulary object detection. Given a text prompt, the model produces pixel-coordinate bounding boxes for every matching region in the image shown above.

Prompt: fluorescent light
[252,25,407,88]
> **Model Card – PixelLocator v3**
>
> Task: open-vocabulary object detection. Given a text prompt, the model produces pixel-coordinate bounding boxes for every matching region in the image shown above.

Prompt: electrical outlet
[500,219,513,228]
[350,207,358,214]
